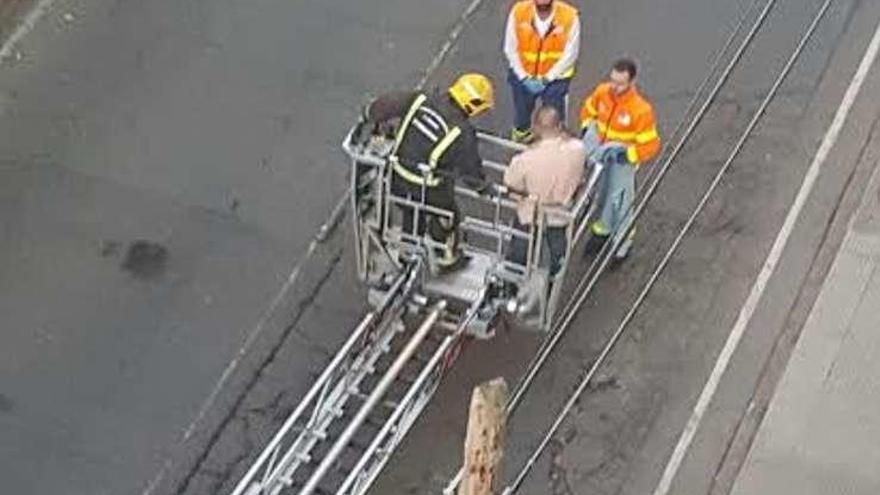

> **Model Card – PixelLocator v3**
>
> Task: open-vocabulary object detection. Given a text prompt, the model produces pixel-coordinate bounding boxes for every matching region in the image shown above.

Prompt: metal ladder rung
[284,479,332,495]
[349,363,377,374]
[349,390,400,411]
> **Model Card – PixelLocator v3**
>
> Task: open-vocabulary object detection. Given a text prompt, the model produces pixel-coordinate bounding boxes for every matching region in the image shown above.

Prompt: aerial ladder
[231,123,603,495]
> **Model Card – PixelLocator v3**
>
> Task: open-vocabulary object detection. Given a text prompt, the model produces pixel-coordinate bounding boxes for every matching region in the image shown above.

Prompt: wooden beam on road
[459,377,508,495]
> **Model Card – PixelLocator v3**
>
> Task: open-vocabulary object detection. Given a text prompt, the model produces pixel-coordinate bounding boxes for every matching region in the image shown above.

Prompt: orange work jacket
[580,82,661,165]
[512,0,578,79]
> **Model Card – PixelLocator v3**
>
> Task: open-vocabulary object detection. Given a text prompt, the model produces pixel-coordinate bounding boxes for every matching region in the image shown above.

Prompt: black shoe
[609,252,629,271]
[511,128,533,144]
[436,253,472,274]
[582,234,608,258]
[502,279,519,299]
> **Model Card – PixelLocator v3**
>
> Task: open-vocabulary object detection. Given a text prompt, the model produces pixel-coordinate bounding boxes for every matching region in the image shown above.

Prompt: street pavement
[3,0,880,494]
[732,117,880,495]
[0,0,33,43]
[727,29,880,492]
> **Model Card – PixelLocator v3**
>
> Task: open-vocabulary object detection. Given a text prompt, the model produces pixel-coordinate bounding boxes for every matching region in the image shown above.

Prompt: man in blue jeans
[504,0,582,142]
[579,59,662,262]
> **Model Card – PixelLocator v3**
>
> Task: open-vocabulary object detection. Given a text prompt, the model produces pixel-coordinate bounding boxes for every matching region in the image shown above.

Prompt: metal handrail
[481,159,509,174]
[344,123,601,285]
[461,217,531,241]
[342,127,576,223]
[477,130,527,152]
[229,312,375,495]
[571,162,604,246]
[336,292,486,495]
[229,267,415,495]
[298,300,448,495]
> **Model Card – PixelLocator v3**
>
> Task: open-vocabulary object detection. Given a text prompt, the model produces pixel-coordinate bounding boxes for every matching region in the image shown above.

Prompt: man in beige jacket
[504,106,586,275]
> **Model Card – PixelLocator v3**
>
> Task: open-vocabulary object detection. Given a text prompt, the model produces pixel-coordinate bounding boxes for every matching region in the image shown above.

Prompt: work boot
[582,233,607,258]
[510,128,533,144]
[435,251,472,274]
[609,251,629,271]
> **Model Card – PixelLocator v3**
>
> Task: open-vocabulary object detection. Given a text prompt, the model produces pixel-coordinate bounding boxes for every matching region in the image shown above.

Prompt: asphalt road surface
[2,0,880,494]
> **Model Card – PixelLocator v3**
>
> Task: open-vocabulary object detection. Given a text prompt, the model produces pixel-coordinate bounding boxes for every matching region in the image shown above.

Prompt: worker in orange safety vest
[504,0,581,143]
[580,58,661,262]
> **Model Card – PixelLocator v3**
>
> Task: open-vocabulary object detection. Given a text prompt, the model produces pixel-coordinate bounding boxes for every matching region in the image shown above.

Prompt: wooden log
[459,377,509,495]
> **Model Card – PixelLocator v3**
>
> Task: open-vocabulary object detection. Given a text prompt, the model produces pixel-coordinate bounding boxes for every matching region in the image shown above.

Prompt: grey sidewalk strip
[731,156,880,494]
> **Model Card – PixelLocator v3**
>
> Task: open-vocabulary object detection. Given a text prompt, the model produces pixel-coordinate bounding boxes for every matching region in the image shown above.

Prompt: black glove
[460,174,488,192]
[478,182,498,197]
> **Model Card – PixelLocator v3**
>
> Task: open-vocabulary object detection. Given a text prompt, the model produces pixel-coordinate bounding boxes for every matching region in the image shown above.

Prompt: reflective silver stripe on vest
[391,94,461,187]
[429,126,461,168]
[411,119,439,142]
[393,93,428,151]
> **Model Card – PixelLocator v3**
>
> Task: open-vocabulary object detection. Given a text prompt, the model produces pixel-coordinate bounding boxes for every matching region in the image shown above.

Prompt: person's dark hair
[612,57,638,80]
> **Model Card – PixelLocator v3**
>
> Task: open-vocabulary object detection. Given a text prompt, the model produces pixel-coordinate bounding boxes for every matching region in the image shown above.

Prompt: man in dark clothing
[360,73,495,269]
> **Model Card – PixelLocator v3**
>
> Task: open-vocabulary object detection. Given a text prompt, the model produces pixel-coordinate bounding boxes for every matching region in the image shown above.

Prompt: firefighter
[359,73,494,270]
[580,58,661,261]
[504,0,581,143]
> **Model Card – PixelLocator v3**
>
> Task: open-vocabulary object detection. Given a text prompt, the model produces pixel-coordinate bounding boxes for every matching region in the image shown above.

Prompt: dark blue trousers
[507,69,571,132]
[507,220,568,276]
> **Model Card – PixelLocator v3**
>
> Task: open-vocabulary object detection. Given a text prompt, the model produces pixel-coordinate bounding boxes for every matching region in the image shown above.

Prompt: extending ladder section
[232,262,486,495]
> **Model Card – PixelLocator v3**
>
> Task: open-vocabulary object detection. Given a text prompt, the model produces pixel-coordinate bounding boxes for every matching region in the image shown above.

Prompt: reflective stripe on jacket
[579,82,661,165]
[511,0,578,79]
[391,94,462,187]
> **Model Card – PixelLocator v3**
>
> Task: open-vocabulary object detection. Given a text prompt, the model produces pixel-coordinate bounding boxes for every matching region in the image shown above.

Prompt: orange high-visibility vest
[512,0,578,79]
[580,82,661,165]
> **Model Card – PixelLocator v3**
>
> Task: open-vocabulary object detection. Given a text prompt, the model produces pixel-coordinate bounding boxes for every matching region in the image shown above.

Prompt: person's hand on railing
[475,181,495,197]
[500,183,530,198]
[458,174,493,195]
[484,182,524,199]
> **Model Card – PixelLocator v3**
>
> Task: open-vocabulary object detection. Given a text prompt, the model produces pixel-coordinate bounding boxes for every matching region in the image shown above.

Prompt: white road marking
[652,16,880,495]
[416,0,485,90]
[0,0,57,63]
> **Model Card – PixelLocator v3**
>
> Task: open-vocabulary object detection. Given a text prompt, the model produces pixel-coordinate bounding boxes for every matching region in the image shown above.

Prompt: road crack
[173,248,344,494]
